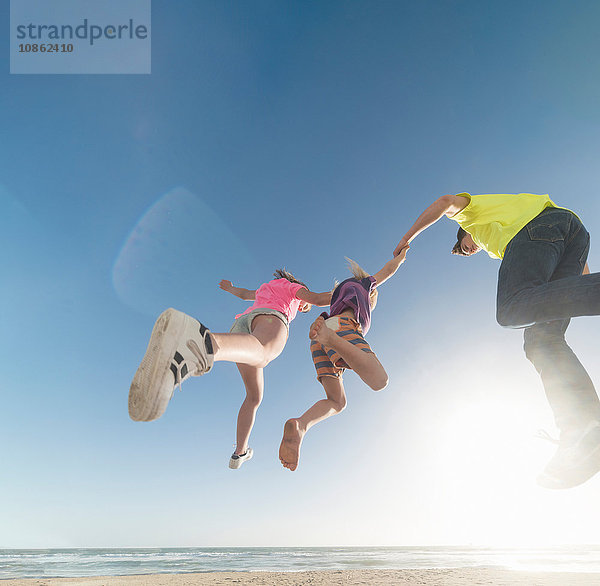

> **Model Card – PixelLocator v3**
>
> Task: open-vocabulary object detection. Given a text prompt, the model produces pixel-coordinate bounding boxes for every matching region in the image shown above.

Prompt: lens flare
[112,186,258,316]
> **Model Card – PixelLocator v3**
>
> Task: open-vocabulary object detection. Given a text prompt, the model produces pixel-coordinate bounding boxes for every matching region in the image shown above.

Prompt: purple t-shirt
[323,276,376,335]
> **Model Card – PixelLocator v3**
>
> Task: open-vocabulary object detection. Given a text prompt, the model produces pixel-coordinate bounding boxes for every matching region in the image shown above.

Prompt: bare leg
[234,363,263,455]
[309,317,388,390]
[211,315,288,368]
[232,315,288,454]
[279,376,347,471]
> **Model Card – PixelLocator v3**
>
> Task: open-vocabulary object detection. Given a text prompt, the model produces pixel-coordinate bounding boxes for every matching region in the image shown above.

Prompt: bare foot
[309,316,335,346]
[279,418,304,471]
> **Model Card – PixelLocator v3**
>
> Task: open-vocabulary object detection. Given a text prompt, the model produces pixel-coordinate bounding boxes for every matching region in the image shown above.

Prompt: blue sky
[2,0,600,548]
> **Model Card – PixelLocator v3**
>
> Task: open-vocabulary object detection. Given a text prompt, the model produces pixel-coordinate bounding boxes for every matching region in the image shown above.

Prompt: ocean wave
[3,546,600,579]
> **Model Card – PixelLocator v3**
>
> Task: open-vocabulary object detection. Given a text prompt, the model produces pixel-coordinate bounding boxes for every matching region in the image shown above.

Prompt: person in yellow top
[393,193,600,490]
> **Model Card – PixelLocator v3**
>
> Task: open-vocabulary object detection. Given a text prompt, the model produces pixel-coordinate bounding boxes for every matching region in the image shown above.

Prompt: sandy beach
[2,569,600,586]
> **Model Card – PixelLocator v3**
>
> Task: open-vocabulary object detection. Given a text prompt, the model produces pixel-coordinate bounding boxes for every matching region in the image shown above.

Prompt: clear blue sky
[2,0,600,548]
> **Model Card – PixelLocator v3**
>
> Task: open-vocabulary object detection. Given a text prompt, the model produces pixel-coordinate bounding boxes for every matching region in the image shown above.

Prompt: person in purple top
[327,274,377,335]
[279,247,409,471]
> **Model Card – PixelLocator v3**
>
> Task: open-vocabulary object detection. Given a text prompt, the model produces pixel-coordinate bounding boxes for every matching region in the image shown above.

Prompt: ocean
[1,546,600,579]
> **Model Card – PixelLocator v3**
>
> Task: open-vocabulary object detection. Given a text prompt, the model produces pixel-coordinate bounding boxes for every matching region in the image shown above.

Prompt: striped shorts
[311,315,373,380]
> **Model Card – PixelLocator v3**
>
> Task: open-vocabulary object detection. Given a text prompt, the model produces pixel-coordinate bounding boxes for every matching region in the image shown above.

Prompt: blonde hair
[345,257,370,279]
[344,257,378,309]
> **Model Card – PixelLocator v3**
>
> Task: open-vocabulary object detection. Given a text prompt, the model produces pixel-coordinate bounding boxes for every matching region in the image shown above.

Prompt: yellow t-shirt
[450,193,567,259]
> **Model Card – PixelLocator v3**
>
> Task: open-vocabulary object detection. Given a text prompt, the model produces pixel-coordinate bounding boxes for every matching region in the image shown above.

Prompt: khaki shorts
[230,307,289,335]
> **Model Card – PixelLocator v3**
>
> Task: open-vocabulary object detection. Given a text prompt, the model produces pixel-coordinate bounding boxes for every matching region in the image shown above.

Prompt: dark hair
[451,227,469,256]
[273,268,308,289]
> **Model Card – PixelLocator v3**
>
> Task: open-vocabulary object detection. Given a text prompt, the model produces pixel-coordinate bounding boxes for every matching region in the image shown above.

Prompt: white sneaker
[537,420,600,489]
[229,448,253,469]
[129,308,214,422]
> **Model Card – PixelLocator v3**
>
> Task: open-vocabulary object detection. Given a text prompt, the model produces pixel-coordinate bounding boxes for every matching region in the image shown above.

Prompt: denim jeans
[496,207,600,432]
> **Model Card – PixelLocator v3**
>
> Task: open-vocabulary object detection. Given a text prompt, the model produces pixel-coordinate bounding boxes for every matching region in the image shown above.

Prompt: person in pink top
[128,269,332,469]
[233,274,310,324]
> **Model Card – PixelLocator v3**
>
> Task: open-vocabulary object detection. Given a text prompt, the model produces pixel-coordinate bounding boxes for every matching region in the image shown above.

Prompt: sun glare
[365,352,600,547]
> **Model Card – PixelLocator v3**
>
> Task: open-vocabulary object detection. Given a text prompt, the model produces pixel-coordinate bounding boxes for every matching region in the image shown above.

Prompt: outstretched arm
[219,279,256,301]
[372,245,409,286]
[393,194,469,256]
[296,288,332,307]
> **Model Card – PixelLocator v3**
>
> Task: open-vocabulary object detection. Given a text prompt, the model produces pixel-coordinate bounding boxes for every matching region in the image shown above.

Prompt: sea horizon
[2,545,600,580]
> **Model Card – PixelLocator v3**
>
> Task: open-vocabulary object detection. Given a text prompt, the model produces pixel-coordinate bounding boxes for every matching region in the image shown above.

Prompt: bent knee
[369,373,389,392]
[255,350,276,369]
[259,347,283,368]
[496,306,517,328]
[330,394,347,413]
[496,301,533,329]
[334,398,347,413]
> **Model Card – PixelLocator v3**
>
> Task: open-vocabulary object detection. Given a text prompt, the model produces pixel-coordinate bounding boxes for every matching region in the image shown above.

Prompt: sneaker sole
[128,308,188,422]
